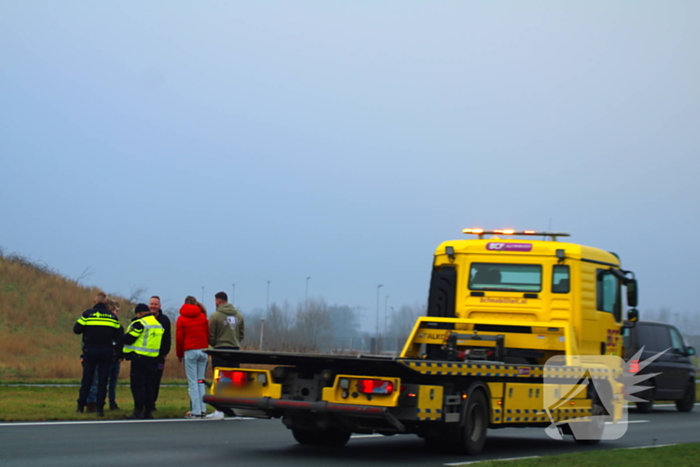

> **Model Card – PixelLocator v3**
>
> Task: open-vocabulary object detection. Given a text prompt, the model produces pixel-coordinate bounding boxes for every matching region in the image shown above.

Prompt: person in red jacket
[176,296,210,418]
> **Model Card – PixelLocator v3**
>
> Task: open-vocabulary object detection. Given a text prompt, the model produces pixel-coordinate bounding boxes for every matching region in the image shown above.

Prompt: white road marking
[350,434,384,439]
[605,420,650,424]
[444,443,680,466]
[622,443,678,449]
[630,402,700,408]
[445,455,541,465]
[0,417,254,427]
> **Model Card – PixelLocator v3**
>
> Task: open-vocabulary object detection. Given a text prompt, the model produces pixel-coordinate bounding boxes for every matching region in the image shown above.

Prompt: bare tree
[76,266,95,285]
[129,285,148,303]
[328,304,360,346]
[295,298,333,351]
[265,301,295,350]
[388,302,426,340]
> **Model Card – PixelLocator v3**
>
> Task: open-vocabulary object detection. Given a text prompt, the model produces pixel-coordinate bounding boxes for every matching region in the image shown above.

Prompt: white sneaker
[204,410,224,420]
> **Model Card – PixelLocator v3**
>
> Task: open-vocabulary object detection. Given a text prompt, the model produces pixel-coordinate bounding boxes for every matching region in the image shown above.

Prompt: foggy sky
[1,1,698,329]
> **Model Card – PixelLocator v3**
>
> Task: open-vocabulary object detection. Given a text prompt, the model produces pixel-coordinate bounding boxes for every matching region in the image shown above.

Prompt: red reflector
[232,371,249,386]
[217,370,249,386]
[628,359,640,374]
[357,379,394,395]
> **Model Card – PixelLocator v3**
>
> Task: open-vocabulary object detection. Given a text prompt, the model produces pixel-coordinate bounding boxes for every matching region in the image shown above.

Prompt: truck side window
[597,269,621,321]
[552,265,570,293]
[669,327,686,355]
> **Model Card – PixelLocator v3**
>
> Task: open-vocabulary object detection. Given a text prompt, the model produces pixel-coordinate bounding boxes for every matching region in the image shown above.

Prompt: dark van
[623,321,696,413]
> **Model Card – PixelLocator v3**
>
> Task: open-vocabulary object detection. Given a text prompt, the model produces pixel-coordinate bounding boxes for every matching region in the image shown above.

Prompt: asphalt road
[1,404,698,467]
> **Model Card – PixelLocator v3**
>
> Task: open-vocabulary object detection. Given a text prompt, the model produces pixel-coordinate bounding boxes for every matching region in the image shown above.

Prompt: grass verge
[1,383,697,422]
[0,383,196,421]
[464,443,700,467]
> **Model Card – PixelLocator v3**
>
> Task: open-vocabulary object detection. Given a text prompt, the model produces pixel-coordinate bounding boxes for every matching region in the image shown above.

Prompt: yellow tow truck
[204,229,639,454]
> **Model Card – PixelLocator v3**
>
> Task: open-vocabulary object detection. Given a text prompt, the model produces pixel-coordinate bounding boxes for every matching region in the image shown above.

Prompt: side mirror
[687,346,696,357]
[627,308,639,323]
[626,279,638,308]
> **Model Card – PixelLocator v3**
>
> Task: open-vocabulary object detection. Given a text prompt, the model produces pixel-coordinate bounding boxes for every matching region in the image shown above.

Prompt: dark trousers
[87,361,120,405]
[78,351,112,408]
[152,356,165,407]
[129,355,159,413]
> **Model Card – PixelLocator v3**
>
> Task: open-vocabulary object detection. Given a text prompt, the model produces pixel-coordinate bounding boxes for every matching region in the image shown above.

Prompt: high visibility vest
[124,314,164,357]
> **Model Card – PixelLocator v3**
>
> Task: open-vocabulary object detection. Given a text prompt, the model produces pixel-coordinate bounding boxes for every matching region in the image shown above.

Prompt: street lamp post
[201,286,205,303]
[266,281,271,314]
[232,283,235,305]
[260,318,266,350]
[384,295,390,334]
[305,276,311,312]
[375,284,384,337]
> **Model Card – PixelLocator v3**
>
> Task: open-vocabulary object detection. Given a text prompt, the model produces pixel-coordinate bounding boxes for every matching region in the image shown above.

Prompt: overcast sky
[1,1,698,330]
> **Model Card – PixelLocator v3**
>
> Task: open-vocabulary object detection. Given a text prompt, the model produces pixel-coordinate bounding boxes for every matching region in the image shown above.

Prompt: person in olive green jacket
[209,291,245,369]
[206,291,245,420]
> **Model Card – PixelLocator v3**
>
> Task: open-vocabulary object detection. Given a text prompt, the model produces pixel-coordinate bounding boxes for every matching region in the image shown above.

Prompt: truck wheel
[292,427,319,445]
[317,428,351,447]
[457,390,488,455]
[292,427,351,447]
[675,382,696,413]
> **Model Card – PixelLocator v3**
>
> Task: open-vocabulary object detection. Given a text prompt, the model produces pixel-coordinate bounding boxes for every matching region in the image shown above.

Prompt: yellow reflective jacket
[123,314,164,358]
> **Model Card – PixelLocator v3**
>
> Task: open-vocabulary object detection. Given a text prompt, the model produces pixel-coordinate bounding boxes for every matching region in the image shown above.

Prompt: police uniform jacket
[73,302,122,354]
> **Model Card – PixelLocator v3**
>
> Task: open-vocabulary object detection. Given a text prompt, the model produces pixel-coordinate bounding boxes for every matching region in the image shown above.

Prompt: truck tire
[675,382,696,413]
[291,427,351,447]
[457,389,488,455]
[292,427,319,445]
[317,428,351,447]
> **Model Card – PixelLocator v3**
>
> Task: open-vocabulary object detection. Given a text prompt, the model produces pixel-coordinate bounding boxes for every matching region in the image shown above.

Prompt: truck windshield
[469,263,542,292]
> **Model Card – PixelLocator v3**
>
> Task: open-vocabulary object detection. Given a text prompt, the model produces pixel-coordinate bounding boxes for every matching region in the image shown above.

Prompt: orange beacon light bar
[462,229,570,240]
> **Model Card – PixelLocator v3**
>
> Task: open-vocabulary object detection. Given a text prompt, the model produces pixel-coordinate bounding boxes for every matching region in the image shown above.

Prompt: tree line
[212,298,426,353]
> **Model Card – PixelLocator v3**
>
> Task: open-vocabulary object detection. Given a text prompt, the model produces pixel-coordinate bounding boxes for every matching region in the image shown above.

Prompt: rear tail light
[357,379,395,395]
[628,359,640,374]
[217,370,250,386]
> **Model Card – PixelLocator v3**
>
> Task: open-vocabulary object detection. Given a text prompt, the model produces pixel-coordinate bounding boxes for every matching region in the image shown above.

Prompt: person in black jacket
[148,295,171,410]
[85,299,125,411]
[74,292,122,417]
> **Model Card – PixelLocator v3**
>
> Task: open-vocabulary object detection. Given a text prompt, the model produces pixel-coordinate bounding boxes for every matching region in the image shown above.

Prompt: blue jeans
[184,349,208,415]
[87,361,120,405]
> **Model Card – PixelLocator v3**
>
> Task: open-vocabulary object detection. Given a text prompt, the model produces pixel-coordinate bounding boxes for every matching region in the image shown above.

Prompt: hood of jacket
[180,303,204,318]
[216,303,239,316]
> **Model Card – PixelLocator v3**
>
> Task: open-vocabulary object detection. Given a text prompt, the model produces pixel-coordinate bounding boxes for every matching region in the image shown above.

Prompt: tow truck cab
[406,229,639,364]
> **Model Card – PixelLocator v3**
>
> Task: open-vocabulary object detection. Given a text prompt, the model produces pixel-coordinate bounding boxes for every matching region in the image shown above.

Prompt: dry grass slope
[0,250,184,380]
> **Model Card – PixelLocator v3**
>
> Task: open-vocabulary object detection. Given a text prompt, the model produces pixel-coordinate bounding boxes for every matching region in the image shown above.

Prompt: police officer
[123,303,165,420]
[74,291,122,417]
[148,295,171,411]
